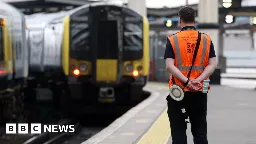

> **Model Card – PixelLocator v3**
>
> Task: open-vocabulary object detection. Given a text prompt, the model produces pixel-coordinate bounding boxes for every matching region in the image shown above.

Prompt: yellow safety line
[137,108,171,144]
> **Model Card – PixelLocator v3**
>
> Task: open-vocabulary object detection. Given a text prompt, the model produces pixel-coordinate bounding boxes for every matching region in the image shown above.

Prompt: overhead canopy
[5,0,253,17]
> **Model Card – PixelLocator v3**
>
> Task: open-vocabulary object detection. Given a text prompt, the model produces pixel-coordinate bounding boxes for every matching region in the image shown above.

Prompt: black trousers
[167,92,208,144]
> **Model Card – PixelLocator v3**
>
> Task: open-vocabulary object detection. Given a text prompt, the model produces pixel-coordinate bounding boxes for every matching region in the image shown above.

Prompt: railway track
[0,117,101,144]
[0,91,151,144]
[23,119,81,144]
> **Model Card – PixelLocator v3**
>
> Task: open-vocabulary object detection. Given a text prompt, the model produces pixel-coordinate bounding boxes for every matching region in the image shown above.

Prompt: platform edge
[82,87,160,144]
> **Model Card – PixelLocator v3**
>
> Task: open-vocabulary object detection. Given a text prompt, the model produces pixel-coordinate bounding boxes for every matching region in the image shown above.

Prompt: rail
[23,119,81,144]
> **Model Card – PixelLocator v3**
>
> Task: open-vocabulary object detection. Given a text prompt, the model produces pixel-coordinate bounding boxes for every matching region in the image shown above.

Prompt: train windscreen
[97,20,118,59]
[122,8,143,61]
[123,22,143,60]
[70,10,91,61]
[70,6,144,61]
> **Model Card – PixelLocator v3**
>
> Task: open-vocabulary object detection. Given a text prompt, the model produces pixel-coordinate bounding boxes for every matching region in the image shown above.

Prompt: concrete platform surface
[83,82,256,144]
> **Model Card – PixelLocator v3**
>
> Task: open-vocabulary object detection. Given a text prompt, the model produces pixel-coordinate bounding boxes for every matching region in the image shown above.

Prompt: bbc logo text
[6,123,75,134]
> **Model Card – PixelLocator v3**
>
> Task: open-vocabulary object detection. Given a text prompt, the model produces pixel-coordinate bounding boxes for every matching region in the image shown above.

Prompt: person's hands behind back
[187,79,202,92]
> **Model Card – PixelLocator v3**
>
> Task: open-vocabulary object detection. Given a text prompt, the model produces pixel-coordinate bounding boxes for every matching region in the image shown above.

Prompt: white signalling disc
[169,84,185,101]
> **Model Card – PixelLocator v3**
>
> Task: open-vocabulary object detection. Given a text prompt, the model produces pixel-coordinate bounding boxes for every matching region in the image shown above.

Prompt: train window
[70,8,91,60]
[0,26,3,61]
[123,22,143,61]
[70,21,91,60]
[97,20,118,59]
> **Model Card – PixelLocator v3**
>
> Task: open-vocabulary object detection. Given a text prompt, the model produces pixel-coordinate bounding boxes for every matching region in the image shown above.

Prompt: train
[0,1,28,123]
[25,11,70,115]
[63,3,150,106]
[24,2,150,116]
[0,1,150,122]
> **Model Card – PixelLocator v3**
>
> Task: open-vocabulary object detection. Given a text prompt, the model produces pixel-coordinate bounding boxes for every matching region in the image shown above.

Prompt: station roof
[3,0,256,17]
[0,0,251,8]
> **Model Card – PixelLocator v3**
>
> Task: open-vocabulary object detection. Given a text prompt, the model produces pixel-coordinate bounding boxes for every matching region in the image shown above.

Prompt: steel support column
[127,0,146,17]
[198,0,223,84]
[198,0,219,62]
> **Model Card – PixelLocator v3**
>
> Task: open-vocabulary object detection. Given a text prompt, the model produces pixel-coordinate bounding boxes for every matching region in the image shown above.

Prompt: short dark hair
[178,6,196,23]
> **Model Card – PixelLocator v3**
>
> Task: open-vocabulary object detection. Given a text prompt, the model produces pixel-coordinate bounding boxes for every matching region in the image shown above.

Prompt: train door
[90,6,122,83]
[97,20,119,81]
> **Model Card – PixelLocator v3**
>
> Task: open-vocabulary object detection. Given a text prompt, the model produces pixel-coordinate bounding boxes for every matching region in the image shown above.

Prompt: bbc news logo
[6,123,75,134]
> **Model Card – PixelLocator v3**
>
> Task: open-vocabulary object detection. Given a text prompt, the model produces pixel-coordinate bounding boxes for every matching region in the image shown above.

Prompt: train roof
[69,2,142,18]
[26,11,68,28]
[0,1,24,17]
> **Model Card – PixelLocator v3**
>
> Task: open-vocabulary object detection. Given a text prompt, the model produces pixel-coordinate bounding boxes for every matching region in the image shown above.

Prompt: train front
[63,4,149,104]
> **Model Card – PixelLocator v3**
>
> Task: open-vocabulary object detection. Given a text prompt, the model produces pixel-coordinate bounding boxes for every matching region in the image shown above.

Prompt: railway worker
[164,6,217,144]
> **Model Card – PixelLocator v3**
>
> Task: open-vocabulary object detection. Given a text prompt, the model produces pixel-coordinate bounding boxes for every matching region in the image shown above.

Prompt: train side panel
[11,14,28,79]
[0,2,28,82]
[1,19,13,80]
[27,29,44,72]
[49,22,64,70]
[43,27,59,71]
[26,12,67,74]
[0,1,28,123]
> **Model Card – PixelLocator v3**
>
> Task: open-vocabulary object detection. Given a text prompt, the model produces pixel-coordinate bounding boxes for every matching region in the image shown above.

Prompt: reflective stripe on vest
[172,34,207,71]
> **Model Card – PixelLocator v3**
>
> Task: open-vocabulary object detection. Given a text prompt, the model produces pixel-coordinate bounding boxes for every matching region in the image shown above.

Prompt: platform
[83,82,256,144]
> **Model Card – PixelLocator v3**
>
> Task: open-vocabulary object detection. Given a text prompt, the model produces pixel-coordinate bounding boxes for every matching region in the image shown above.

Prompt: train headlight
[125,64,133,72]
[137,65,143,71]
[132,70,139,77]
[0,19,5,26]
[79,64,87,72]
[73,69,80,76]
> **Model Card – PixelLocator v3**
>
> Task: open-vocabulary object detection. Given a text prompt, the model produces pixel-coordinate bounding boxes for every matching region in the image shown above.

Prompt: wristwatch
[184,79,190,87]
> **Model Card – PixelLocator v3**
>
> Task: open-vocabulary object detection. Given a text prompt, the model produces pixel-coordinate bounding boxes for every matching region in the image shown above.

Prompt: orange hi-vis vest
[168,30,211,91]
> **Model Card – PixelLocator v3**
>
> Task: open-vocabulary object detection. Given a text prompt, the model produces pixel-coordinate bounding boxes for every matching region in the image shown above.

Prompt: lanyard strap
[172,32,202,86]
